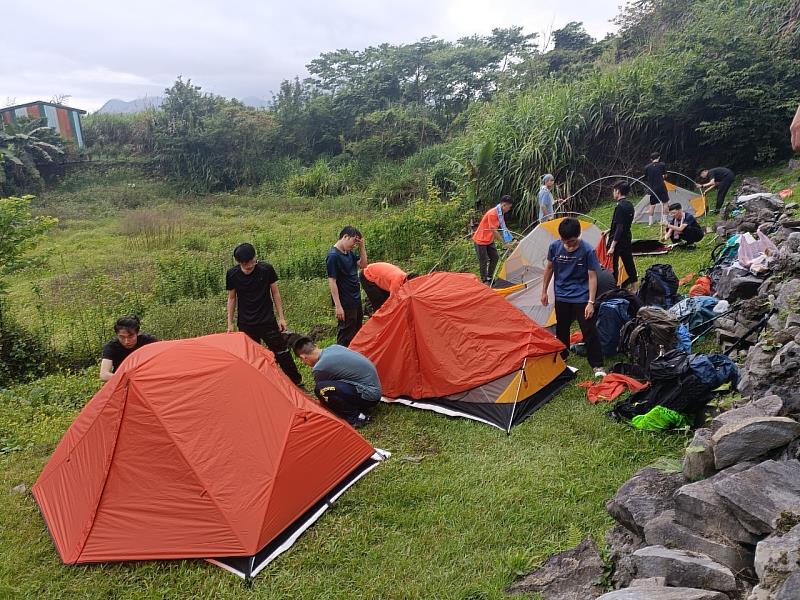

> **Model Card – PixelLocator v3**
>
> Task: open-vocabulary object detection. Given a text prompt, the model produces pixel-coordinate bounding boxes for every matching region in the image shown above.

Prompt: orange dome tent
[350,272,573,431]
[32,333,386,580]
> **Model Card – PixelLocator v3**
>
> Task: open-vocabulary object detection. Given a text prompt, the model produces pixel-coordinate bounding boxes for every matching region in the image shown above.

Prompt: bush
[153,254,225,303]
[0,313,55,387]
[286,159,349,197]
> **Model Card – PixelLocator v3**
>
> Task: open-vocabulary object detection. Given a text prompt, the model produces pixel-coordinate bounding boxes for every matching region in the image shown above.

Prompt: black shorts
[649,189,669,205]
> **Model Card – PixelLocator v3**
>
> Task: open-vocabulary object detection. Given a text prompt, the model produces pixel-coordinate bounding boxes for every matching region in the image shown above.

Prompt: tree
[0,195,56,295]
[0,117,65,194]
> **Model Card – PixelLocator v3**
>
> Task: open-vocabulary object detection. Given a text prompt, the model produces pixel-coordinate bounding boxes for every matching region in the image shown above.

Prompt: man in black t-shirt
[699,167,735,214]
[607,180,637,289]
[663,202,704,247]
[226,243,303,385]
[100,315,157,381]
[644,152,670,226]
[326,226,368,347]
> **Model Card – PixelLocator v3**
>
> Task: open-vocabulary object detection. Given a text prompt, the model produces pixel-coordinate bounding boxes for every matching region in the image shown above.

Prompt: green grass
[5,164,796,599]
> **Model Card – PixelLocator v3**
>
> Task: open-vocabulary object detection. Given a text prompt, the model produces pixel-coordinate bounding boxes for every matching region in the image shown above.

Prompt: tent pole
[506,358,527,436]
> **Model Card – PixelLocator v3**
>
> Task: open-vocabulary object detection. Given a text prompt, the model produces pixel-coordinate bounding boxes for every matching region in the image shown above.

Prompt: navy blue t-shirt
[326,247,361,309]
[547,239,600,303]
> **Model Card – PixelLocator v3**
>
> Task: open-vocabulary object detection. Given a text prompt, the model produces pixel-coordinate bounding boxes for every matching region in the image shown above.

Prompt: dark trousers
[359,272,390,313]
[613,244,637,288]
[475,242,499,282]
[239,320,302,385]
[715,178,734,211]
[315,380,378,424]
[555,300,603,368]
[337,305,363,347]
[675,226,704,245]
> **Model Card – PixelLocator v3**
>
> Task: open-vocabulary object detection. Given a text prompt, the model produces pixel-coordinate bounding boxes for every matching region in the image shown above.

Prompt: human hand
[335,306,345,321]
[278,318,287,332]
[585,302,595,320]
[607,245,615,256]
[540,292,549,306]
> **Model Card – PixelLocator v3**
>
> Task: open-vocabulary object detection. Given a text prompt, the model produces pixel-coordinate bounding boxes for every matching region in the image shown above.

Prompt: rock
[771,342,800,376]
[728,275,767,301]
[633,545,736,592]
[606,467,685,538]
[644,511,754,574]
[710,396,784,433]
[606,524,644,589]
[595,586,729,599]
[630,577,666,587]
[506,537,604,598]
[684,428,716,481]
[674,463,760,545]
[715,267,752,301]
[713,460,800,536]
[712,417,800,469]
[779,438,800,461]
[10,484,27,494]
[754,524,800,587]
[775,571,800,600]
[748,584,771,600]
[738,344,776,397]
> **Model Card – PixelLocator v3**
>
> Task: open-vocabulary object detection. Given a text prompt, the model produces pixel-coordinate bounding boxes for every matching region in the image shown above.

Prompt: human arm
[99,358,114,381]
[270,282,287,331]
[792,104,800,152]
[328,277,345,320]
[356,237,368,269]
[585,269,597,319]
[540,260,554,306]
[226,289,237,332]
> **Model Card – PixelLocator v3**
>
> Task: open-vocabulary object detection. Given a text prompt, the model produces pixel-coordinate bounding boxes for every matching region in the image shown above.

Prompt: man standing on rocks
[699,167,735,215]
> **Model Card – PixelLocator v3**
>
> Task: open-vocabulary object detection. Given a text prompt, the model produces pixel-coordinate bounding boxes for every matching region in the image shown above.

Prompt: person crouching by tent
[327,226,368,347]
[698,167,735,215]
[538,175,558,222]
[608,180,638,289]
[226,243,304,386]
[663,202,705,248]
[540,218,606,378]
[293,337,382,429]
[472,195,515,284]
[359,262,417,313]
[644,151,670,226]
[100,315,157,381]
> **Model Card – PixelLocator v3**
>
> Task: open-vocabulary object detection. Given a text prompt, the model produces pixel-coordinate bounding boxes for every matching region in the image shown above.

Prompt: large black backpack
[618,307,680,373]
[638,264,680,308]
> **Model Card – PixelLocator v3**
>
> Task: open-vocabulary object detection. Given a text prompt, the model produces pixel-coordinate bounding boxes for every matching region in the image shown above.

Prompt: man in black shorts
[699,167,735,214]
[100,315,157,381]
[644,152,670,226]
[226,242,303,385]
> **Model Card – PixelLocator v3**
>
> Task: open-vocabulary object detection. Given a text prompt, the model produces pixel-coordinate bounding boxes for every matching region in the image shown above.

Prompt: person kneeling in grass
[663,202,704,248]
[100,315,157,381]
[540,218,606,378]
[293,337,382,429]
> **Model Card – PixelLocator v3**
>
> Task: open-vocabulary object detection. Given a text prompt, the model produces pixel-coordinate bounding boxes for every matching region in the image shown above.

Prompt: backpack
[649,349,690,381]
[618,306,680,372]
[638,264,680,308]
[596,298,631,356]
[669,296,719,335]
[597,287,643,319]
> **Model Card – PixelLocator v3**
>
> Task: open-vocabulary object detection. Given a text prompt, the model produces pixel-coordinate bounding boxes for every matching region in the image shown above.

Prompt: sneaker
[593,368,607,378]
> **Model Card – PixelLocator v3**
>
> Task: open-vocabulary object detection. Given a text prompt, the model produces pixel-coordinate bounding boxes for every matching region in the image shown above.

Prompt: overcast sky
[1,0,620,113]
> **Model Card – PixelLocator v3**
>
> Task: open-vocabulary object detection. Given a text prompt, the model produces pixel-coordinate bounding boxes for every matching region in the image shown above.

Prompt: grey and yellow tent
[633,182,706,223]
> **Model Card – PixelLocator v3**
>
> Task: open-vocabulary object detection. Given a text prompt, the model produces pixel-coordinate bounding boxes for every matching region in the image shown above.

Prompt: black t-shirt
[102,333,158,371]
[644,162,668,194]
[669,212,701,234]
[708,167,734,183]
[326,247,361,309]
[226,262,278,326]
[610,198,635,245]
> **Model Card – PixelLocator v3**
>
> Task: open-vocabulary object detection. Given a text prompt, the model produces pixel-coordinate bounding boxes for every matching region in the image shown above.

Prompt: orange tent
[32,333,385,579]
[350,272,573,431]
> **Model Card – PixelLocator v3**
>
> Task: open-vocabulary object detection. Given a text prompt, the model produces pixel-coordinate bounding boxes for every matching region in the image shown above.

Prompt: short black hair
[612,180,630,196]
[114,315,141,333]
[233,243,256,263]
[500,194,514,205]
[650,151,661,161]
[292,336,316,355]
[339,226,362,239]
[558,218,581,240]
[668,202,682,211]
[406,273,420,281]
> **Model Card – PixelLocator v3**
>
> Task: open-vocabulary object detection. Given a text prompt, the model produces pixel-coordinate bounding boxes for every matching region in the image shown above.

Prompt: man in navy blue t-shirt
[540,218,605,377]
[326,226,369,347]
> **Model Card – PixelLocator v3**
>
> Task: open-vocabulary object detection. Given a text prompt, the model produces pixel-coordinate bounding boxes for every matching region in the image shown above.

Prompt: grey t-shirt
[313,344,382,402]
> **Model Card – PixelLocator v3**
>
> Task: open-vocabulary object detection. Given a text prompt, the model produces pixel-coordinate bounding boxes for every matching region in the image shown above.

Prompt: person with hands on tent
[608,180,637,289]
[293,336,382,429]
[327,226,368,347]
[540,217,606,378]
[472,195,516,284]
[360,261,417,313]
[663,202,704,248]
[226,242,303,385]
[698,167,735,214]
[100,315,157,381]
[643,151,670,226]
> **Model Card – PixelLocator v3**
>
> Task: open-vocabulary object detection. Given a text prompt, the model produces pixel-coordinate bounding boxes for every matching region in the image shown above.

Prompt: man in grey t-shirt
[292,337,381,428]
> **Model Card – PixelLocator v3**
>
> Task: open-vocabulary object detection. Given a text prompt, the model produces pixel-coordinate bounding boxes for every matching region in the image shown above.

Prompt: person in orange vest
[472,195,515,284]
[359,262,417,313]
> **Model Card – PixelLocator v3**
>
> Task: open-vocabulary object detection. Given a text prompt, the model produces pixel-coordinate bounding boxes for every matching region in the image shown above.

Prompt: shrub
[0,311,55,387]
[286,159,349,197]
[152,254,224,303]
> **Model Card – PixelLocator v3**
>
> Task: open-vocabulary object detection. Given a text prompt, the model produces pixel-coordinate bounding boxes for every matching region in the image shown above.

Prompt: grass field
[4,165,796,599]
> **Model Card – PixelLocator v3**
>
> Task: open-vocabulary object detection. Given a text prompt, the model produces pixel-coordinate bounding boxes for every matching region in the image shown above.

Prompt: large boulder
[712,417,800,469]
[505,537,604,599]
[632,545,736,592]
[713,460,800,536]
[754,524,800,588]
[771,342,800,378]
[775,571,800,600]
[710,396,784,433]
[728,275,767,302]
[606,467,685,537]
[605,524,644,590]
[644,510,754,574]
[684,428,716,482]
[595,586,729,599]
[674,463,760,545]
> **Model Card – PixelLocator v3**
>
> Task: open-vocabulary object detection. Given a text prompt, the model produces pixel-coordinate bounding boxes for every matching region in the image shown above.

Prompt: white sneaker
[593,368,607,378]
